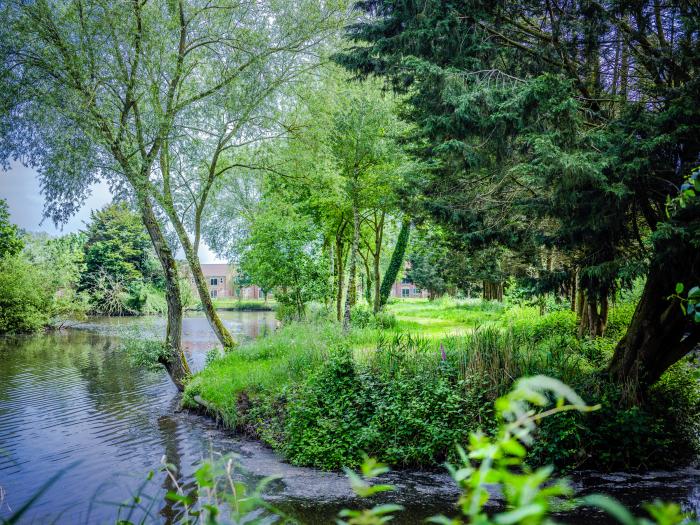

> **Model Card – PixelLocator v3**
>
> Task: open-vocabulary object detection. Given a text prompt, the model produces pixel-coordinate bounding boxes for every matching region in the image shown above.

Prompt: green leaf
[675,283,684,294]
[165,492,192,505]
[687,286,700,300]
[494,503,544,524]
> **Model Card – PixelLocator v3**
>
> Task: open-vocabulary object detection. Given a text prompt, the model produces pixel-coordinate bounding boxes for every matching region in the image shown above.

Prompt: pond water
[0,312,699,524]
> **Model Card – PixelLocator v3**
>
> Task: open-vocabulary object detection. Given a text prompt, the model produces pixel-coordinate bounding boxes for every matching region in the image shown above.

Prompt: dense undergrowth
[183,298,700,472]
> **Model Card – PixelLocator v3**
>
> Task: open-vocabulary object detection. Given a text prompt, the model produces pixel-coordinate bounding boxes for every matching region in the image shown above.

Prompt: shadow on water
[0,311,699,524]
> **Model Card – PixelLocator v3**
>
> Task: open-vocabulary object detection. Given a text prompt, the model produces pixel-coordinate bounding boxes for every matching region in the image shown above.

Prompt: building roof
[200,263,231,276]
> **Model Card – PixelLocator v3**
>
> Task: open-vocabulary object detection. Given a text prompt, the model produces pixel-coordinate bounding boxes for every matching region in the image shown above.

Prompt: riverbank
[184,298,700,472]
[209,298,276,311]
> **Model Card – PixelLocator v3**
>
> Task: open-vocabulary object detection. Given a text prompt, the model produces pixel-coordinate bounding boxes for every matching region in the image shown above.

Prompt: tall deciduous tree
[1,0,345,388]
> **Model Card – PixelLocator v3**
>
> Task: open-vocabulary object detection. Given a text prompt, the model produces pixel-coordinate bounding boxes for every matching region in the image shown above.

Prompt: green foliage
[0,255,52,333]
[379,218,410,307]
[338,377,696,525]
[509,308,578,343]
[80,203,164,315]
[188,298,700,473]
[351,304,397,329]
[82,203,159,285]
[0,198,23,259]
[350,304,374,328]
[240,203,331,321]
[0,231,89,333]
[123,337,172,372]
[339,0,700,386]
[113,454,283,525]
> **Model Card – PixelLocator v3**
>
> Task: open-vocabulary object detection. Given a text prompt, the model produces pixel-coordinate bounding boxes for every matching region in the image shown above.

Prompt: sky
[0,162,226,263]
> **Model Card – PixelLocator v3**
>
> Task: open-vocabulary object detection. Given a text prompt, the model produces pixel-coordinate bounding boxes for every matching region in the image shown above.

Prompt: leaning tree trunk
[140,198,190,391]
[170,219,236,349]
[608,259,700,394]
[379,218,410,308]
[186,249,236,348]
[343,202,360,332]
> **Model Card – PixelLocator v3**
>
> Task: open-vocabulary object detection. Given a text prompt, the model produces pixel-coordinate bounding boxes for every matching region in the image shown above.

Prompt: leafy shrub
[532,359,700,470]
[511,308,578,341]
[283,347,371,468]
[0,255,52,333]
[350,304,373,328]
[605,299,637,340]
[350,305,397,330]
[275,302,301,323]
[122,337,172,371]
[372,310,397,329]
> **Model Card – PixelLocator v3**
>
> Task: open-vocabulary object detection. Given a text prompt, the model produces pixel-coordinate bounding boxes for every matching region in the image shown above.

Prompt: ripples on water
[0,312,699,524]
[0,312,278,523]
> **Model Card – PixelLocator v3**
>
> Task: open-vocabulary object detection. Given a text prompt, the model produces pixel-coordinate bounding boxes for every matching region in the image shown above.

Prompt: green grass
[208,298,276,311]
[387,297,506,336]
[184,295,700,472]
[184,322,340,425]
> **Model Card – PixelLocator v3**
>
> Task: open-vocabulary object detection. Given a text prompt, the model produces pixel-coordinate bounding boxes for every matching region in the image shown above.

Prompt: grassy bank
[205,298,276,311]
[184,299,700,472]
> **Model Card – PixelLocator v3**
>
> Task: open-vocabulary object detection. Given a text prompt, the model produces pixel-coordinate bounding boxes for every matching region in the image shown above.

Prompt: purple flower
[440,343,447,362]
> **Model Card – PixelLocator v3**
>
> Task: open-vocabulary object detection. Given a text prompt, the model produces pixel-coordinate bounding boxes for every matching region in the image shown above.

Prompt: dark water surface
[1,312,699,524]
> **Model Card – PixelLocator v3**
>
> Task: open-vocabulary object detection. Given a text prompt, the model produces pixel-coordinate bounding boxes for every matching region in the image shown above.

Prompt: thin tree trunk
[157,150,236,349]
[140,197,190,391]
[483,281,503,302]
[372,211,385,314]
[335,225,347,322]
[166,210,236,348]
[570,269,578,312]
[343,202,360,331]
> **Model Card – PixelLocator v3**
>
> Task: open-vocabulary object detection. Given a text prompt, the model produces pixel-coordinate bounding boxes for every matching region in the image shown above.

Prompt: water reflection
[0,312,276,523]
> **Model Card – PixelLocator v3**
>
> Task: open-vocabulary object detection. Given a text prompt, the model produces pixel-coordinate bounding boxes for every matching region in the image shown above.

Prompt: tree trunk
[371,211,385,314]
[140,198,190,391]
[362,252,373,305]
[156,149,236,349]
[170,217,236,349]
[379,218,411,308]
[335,235,346,322]
[570,269,578,312]
[577,291,609,338]
[483,281,503,302]
[609,260,700,393]
[343,202,360,331]
[372,249,381,313]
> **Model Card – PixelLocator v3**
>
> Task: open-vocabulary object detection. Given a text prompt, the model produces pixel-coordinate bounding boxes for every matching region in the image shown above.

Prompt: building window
[415,288,422,295]
[210,289,217,298]
[220,276,225,285]
[210,277,218,286]
[401,287,410,298]
[401,277,411,284]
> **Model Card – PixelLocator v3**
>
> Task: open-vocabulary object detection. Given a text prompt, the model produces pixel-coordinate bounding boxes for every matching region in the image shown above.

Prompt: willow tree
[147,3,342,348]
[0,0,344,387]
[340,0,700,391]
